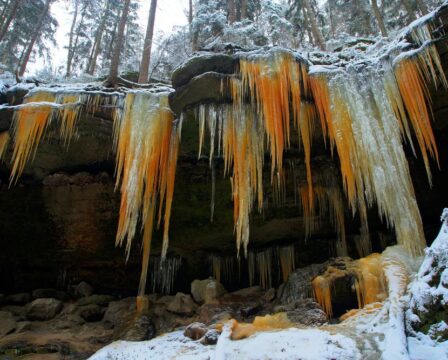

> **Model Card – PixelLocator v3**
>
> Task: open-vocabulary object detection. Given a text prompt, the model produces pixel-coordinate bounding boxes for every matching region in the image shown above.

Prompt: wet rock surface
[26,298,63,321]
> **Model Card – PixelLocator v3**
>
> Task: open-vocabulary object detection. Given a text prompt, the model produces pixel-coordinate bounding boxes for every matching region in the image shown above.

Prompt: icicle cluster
[148,256,182,295]
[8,89,119,185]
[210,243,296,289]
[297,164,348,257]
[113,91,181,299]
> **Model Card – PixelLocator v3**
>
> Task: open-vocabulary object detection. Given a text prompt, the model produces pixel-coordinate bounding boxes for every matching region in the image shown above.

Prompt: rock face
[0,311,16,337]
[191,279,227,304]
[26,298,63,321]
[408,209,448,341]
[277,258,350,305]
[167,293,198,316]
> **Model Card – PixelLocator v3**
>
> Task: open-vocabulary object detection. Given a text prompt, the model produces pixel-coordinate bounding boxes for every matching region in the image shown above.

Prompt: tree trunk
[87,0,110,75]
[328,0,335,38]
[17,0,51,76]
[354,0,373,35]
[138,0,157,84]
[303,0,325,50]
[228,0,236,24]
[415,0,428,16]
[371,0,388,37]
[188,0,193,24]
[0,0,11,31]
[0,0,21,43]
[400,0,416,22]
[65,0,79,77]
[105,12,119,61]
[302,5,315,46]
[105,0,131,85]
[241,0,248,19]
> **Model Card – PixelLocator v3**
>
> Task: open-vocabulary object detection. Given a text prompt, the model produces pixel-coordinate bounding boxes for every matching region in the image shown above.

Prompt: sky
[34,0,189,74]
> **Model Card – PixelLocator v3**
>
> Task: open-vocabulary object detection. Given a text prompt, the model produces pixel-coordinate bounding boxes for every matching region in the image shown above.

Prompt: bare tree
[138,0,157,84]
[104,0,131,86]
[371,0,388,37]
[17,0,52,76]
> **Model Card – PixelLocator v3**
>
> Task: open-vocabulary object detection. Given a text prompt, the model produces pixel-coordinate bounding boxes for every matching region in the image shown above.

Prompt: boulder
[200,329,220,345]
[5,292,31,305]
[167,293,198,316]
[77,304,105,322]
[121,314,156,341]
[210,311,233,324]
[0,311,16,337]
[263,288,276,302]
[77,294,115,307]
[26,298,63,321]
[103,297,136,326]
[275,299,328,326]
[32,288,68,301]
[171,53,237,89]
[184,322,208,340]
[74,281,94,298]
[191,279,227,304]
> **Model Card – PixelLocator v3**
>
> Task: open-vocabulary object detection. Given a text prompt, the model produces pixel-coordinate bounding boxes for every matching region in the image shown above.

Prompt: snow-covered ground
[89,211,448,360]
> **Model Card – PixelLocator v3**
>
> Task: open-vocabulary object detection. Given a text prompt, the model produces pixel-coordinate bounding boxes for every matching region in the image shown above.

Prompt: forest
[0,0,441,84]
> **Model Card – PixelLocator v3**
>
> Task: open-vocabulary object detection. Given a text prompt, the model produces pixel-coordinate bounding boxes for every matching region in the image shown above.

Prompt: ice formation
[209,243,295,289]
[194,13,446,258]
[113,91,181,307]
[312,253,387,318]
[0,131,9,160]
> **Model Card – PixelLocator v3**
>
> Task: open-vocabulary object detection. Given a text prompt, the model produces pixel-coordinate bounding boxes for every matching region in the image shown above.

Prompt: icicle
[354,222,372,258]
[0,132,10,160]
[210,254,222,283]
[149,256,182,295]
[210,158,215,223]
[278,244,295,282]
[113,91,180,307]
[310,68,427,256]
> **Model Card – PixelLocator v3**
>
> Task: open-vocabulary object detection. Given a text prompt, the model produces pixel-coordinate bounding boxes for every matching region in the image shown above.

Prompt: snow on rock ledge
[408,208,448,341]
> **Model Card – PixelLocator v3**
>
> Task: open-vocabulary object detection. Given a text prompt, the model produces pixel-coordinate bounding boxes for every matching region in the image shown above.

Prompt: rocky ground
[0,272,328,359]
